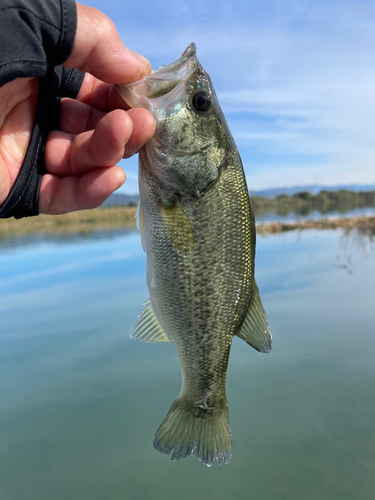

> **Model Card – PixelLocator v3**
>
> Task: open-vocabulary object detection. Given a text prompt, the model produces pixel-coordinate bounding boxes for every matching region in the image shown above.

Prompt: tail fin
[153,398,232,467]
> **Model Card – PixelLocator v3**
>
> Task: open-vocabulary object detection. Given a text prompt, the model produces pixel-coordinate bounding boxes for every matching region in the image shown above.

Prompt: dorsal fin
[235,282,272,353]
[131,299,170,343]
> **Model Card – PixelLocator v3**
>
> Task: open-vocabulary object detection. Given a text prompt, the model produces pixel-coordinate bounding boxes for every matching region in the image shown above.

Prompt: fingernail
[128,49,151,68]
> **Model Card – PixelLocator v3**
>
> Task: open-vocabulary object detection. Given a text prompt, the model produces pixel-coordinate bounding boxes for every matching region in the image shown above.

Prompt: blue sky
[82,0,375,193]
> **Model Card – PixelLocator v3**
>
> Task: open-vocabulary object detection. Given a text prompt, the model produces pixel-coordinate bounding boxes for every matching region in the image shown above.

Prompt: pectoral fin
[160,199,195,254]
[131,299,170,343]
[235,282,272,353]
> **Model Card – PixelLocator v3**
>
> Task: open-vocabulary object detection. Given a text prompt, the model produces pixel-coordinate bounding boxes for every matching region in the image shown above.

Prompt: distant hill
[102,183,375,207]
[101,193,140,207]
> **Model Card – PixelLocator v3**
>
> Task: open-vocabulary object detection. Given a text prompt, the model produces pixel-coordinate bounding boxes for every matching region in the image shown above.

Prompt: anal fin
[235,282,272,353]
[131,299,169,343]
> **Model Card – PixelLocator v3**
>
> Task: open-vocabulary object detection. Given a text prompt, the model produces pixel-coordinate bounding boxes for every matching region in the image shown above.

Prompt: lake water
[0,227,374,500]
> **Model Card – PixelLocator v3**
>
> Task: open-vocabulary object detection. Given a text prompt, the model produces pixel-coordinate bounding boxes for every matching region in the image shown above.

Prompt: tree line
[250,190,375,217]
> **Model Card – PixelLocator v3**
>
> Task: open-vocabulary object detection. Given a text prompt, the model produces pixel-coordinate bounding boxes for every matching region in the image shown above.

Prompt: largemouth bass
[117,43,272,467]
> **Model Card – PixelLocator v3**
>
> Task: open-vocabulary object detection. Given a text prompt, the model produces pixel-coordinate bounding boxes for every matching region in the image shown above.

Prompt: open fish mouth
[117,43,198,108]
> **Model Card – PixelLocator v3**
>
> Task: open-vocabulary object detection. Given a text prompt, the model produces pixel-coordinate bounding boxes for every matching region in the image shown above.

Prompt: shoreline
[256,216,375,235]
[0,206,137,239]
[0,206,374,239]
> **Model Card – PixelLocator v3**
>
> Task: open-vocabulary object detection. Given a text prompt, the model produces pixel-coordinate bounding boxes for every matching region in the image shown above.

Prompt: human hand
[0,3,155,215]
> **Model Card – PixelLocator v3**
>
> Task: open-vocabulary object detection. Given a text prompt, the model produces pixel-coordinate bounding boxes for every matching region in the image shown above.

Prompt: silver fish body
[117,43,271,467]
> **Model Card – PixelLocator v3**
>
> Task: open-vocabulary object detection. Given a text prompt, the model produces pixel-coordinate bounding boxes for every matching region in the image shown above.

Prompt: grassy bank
[257,216,375,236]
[0,206,137,239]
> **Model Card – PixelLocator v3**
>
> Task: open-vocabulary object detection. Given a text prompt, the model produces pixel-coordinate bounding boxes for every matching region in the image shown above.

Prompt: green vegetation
[251,190,375,218]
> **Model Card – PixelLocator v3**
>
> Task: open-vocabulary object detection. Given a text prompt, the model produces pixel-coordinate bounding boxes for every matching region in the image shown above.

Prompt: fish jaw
[116,43,198,112]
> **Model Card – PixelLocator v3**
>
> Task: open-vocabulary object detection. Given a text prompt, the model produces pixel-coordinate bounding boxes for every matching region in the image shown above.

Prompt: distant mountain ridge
[101,193,140,207]
[102,183,375,206]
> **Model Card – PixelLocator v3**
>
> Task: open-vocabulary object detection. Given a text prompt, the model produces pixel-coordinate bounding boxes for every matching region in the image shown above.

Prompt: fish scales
[117,43,271,466]
[141,149,253,398]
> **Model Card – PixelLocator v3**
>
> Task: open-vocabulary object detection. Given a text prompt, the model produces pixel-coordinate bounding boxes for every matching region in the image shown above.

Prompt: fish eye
[192,92,211,112]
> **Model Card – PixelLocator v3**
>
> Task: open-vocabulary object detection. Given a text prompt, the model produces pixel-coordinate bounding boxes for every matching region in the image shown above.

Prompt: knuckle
[91,9,116,37]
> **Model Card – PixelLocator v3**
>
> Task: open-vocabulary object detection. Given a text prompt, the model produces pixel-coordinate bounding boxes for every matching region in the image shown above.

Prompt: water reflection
[0,228,374,500]
[254,206,375,223]
[0,228,136,253]
[332,226,375,274]
[1,220,375,254]
[252,189,375,223]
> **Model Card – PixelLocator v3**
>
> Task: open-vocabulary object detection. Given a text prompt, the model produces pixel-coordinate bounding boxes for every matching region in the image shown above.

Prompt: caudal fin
[153,398,232,467]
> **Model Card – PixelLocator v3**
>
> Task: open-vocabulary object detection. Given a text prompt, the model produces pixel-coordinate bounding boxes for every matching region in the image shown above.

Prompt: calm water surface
[0,227,374,500]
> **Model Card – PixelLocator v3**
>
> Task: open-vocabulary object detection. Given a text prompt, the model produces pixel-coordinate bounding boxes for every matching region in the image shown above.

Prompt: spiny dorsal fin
[160,199,195,254]
[135,202,146,252]
[131,299,170,343]
[235,282,272,353]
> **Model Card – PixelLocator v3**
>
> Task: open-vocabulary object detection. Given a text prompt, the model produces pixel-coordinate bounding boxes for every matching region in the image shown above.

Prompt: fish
[116,43,272,467]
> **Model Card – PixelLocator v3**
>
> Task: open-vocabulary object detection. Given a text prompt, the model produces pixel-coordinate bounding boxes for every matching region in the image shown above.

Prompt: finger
[63,4,151,84]
[59,98,155,147]
[0,157,10,206]
[75,74,130,112]
[46,109,133,176]
[39,167,125,215]
[59,98,107,134]
[122,108,156,158]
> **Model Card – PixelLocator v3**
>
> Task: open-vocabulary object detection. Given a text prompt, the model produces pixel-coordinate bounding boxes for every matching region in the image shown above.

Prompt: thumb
[63,3,151,84]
